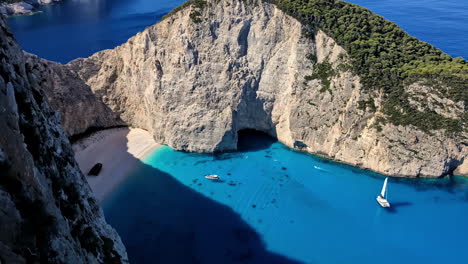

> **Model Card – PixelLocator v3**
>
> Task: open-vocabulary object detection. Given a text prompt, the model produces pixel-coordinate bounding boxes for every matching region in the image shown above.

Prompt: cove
[102,132,468,264]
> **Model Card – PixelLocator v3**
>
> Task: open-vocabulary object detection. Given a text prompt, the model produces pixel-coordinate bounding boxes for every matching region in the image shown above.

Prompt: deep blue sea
[7,0,468,263]
[6,0,468,63]
[348,0,468,59]
[7,0,186,63]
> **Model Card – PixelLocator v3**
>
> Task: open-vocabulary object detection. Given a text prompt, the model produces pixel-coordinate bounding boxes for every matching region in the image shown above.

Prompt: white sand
[73,127,159,202]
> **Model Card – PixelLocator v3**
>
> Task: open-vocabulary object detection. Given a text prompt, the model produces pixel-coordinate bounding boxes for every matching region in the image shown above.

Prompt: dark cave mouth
[236,129,277,152]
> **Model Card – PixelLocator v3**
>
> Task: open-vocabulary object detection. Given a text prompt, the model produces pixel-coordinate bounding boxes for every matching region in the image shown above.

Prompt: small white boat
[205,174,220,180]
[376,177,391,208]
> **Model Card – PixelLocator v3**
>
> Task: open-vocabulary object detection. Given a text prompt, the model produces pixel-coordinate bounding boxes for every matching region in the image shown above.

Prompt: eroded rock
[63,0,466,178]
[0,16,128,263]
[20,0,466,178]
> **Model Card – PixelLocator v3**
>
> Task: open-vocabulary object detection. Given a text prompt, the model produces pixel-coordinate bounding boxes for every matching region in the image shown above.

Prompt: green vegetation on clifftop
[163,0,467,134]
[266,0,467,134]
[162,0,207,23]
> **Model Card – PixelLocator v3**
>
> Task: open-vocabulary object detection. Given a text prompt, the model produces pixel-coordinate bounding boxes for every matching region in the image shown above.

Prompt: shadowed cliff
[0,15,128,263]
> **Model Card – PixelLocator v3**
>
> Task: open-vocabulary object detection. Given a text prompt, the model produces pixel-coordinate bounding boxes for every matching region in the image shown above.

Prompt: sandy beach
[73,127,159,202]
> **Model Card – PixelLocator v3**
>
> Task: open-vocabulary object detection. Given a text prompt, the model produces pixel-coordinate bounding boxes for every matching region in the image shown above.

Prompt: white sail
[380,177,388,198]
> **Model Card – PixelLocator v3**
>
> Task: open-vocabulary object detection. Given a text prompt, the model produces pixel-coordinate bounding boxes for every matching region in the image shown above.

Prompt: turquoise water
[7,0,468,262]
[103,133,468,263]
[6,0,468,63]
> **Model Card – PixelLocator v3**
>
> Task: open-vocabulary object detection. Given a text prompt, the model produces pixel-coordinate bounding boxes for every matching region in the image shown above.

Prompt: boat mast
[381,177,388,199]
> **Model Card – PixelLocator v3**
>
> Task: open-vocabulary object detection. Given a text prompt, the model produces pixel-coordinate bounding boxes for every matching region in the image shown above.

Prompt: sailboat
[376,177,391,208]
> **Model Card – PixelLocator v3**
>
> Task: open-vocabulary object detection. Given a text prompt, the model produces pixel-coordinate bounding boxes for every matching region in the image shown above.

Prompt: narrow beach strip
[73,127,159,202]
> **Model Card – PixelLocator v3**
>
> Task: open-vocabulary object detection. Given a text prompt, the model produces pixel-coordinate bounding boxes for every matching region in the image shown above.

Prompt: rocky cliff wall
[0,0,62,17]
[0,16,128,263]
[63,0,466,178]
[25,53,124,138]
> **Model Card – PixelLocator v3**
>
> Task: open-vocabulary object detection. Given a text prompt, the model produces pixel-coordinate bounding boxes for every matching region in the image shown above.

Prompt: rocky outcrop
[0,2,33,16]
[0,16,128,263]
[62,0,466,178]
[0,0,61,16]
[25,53,124,138]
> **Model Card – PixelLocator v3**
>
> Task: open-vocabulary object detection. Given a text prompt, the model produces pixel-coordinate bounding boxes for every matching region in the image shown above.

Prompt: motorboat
[205,174,220,180]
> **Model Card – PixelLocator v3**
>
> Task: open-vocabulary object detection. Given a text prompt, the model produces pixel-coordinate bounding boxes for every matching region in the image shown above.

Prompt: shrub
[264,0,467,133]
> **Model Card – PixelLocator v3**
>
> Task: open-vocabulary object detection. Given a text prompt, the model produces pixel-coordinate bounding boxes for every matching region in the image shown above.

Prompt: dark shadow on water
[387,175,468,195]
[391,201,413,207]
[100,130,303,264]
[237,129,277,152]
[206,179,226,183]
[385,201,413,214]
[213,152,245,161]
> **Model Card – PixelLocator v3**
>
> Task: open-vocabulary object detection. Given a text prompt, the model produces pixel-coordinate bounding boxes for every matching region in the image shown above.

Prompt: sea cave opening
[236,129,277,152]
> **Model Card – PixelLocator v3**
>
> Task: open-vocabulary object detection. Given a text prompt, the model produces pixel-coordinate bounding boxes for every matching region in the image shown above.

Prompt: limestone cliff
[25,53,124,138]
[0,16,128,263]
[60,0,466,178]
[0,0,62,17]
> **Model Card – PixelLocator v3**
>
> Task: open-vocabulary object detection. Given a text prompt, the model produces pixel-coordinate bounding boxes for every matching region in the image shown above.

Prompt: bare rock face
[1,2,34,16]
[0,0,62,17]
[68,0,327,152]
[63,0,467,178]
[0,16,128,263]
[24,53,124,138]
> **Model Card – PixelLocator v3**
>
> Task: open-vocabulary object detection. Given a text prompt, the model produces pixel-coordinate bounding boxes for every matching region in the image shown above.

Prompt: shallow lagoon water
[103,133,468,263]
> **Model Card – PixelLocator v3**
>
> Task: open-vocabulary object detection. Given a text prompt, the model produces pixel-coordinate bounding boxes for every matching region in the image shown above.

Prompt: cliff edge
[61,0,467,178]
[0,16,128,263]
[25,53,125,138]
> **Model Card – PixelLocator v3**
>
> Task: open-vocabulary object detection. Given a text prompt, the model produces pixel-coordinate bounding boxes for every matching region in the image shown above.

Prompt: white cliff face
[69,0,310,153]
[63,0,466,178]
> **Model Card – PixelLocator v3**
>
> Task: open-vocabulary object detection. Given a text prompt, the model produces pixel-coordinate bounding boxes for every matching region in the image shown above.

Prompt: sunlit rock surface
[22,0,465,178]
